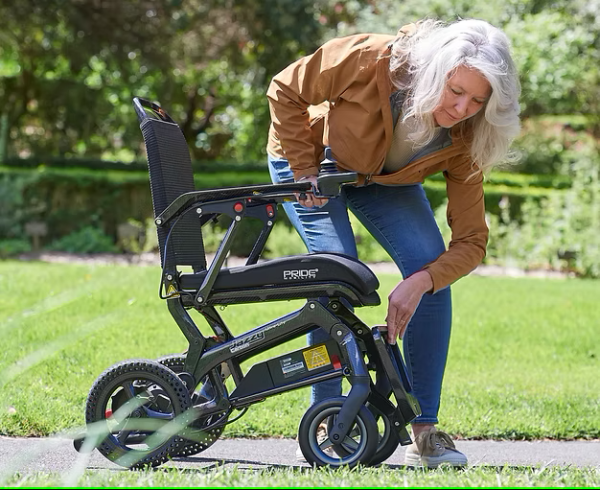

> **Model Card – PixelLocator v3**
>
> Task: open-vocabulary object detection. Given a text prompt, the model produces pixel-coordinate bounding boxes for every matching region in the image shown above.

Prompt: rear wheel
[157,354,228,457]
[85,359,191,469]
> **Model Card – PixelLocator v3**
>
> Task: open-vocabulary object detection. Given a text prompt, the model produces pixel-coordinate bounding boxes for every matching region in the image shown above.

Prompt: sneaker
[404,427,467,468]
[295,421,336,463]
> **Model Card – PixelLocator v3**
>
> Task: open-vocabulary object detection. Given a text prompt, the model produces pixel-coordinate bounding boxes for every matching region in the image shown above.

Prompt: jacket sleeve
[422,155,489,292]
[266,35,371,180]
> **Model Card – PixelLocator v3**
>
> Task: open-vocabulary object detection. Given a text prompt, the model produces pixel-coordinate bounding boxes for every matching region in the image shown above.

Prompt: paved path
[0,436,598,475]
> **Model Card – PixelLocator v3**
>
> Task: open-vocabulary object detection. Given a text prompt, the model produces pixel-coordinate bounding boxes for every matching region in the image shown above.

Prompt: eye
[473,98,486,105]
[450,87,462,95]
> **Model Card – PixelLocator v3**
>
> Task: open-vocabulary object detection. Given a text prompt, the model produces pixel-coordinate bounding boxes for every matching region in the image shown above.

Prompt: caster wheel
[85,359,192,469]
[330,401,400,466]
[366,403,401,465]
[298,396,378,467]
[157,354,228,457]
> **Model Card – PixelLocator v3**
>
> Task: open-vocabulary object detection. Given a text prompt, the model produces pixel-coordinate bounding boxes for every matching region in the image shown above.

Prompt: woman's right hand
[296,175,329,208]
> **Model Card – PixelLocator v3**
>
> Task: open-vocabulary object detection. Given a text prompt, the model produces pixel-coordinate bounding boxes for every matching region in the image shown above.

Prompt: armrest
[155,182,312,227]
[154,172,358,228]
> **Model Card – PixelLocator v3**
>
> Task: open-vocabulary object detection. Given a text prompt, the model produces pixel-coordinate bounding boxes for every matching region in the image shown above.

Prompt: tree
[0,0,369,163]
[348,0,600,122]
[0,0,177,159]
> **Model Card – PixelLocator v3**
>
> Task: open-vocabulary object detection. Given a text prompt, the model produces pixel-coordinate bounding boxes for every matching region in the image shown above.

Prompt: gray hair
[390,18,521,173]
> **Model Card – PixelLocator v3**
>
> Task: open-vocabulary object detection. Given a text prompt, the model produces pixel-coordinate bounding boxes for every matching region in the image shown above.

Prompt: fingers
[387,319,408,344]
[385,312,397,345]
[385,309,409,345]
[296,193,328,208]
[385,320,400,345]
[295,176,329,208]
[385,278,426,345]
[397,318,409,339]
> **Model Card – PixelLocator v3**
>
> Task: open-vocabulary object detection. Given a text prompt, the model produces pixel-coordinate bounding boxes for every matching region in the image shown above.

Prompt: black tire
[324,401,400,466]
[298,396,378,468]
[85,359,192,469]
[157,354,228,457]
[365,402,401,466]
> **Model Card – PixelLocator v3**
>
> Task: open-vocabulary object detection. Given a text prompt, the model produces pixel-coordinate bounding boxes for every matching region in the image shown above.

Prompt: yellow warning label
[303,344,331,371]
[166,284,179,297]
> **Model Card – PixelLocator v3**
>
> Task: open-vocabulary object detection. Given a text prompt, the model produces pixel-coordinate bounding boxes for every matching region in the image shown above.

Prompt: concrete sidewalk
[0,436,598,474]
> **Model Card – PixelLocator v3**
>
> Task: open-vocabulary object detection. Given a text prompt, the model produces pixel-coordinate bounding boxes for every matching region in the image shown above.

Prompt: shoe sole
[404,452,468,468]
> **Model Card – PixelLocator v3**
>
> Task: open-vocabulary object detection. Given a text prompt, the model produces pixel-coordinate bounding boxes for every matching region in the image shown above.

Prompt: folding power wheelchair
[75,97,420,469]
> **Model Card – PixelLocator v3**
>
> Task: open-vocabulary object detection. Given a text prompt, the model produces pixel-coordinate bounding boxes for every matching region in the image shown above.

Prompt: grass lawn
[0,260,598,441]
[5,466,600,488]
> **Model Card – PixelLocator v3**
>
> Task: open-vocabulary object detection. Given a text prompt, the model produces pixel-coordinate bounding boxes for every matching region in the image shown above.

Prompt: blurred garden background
[1,0,599,277]
[1,5,599,486]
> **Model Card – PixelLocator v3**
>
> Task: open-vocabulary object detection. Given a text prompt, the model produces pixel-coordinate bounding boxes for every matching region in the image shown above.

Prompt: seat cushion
[179,253,379,296]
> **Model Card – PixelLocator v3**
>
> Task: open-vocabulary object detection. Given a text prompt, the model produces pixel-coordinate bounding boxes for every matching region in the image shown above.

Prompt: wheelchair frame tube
[195,215,241,305]
[188,301,371,419]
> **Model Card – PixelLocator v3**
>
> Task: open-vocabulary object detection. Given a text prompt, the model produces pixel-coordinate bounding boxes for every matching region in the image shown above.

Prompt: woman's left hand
[385,270,433,344]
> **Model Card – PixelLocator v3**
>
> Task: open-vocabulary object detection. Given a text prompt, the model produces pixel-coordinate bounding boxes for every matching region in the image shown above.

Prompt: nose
[454,96,469,117]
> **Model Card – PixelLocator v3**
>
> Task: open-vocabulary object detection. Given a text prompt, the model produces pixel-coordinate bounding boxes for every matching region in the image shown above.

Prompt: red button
[266,204,274,217]
[331,354,342,370]
[234,202,244,213]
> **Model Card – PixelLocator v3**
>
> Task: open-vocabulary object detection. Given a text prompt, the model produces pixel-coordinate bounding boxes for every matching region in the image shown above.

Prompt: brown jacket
[266,33,488,292]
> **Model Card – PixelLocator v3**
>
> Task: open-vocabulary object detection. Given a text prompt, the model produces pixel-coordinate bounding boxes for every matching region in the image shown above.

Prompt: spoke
[114,417,137,444]
[340,435,360,452]
[122,381,136,399]
[319,437,334,451]
[110,383,146,422]
[142,406,174,420]
[117,429,133,444]
[348,426,360,438]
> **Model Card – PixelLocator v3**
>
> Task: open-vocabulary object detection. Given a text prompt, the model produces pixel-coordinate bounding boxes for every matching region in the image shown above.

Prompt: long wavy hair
[389,18,521,173]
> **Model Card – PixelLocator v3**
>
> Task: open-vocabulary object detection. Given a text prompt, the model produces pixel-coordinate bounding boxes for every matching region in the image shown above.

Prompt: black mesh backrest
[140,117,206,271]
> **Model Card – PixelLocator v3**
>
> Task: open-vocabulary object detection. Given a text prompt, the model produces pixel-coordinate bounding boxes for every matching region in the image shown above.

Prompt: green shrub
[263,225,306,258]
[0,173,35,240]
[46,226,119,254]
[0,239,32,258]
[511,116,595,176]
[1,165,564,251]
[480,147,600,277]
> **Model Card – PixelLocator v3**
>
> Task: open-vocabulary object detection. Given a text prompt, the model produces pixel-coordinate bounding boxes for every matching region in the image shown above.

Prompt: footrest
[371,326,421,424]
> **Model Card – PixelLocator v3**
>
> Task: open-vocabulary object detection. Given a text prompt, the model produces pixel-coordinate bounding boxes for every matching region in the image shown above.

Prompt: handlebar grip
[315,171,358,197]
[313,147,357,197]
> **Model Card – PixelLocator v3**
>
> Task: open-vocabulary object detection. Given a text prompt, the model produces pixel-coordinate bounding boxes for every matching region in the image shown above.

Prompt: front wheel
[328,400,400,466]
[365,402,401,466]
[297,397,378,468]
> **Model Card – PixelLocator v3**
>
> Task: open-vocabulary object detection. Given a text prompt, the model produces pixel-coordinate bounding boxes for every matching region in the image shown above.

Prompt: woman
[266,18,521,467]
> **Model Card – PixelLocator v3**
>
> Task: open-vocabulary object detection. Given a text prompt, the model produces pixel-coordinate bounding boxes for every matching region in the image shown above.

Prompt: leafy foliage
[2,0,600,168]
[0,0,368,163]
[347,0,600,130]
[2,0,600,277]
[485,143,600,277]
[46,226,119,254]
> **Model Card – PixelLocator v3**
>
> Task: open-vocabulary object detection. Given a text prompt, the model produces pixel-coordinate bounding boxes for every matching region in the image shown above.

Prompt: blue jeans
[268,155,452,424]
